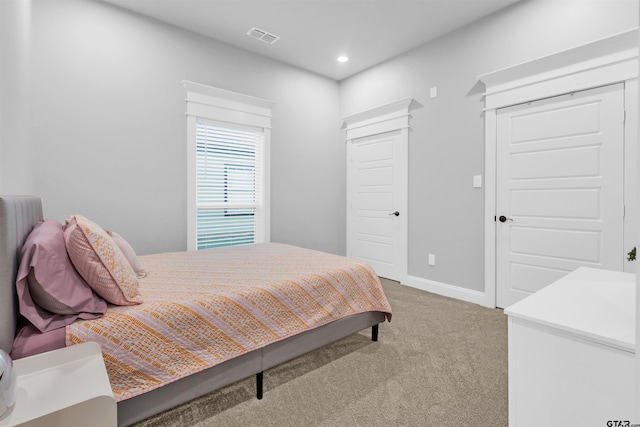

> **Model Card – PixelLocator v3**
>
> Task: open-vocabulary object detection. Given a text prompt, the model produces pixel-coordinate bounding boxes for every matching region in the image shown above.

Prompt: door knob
[389,211,400,217]
[498,215,513,222]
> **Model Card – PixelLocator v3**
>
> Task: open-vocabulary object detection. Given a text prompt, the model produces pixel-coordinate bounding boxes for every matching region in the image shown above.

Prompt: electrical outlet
[428,254,436,266]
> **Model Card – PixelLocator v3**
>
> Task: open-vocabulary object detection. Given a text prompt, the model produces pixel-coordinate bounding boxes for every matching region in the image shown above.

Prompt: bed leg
[372,324,379,342]
[256,371,263,400]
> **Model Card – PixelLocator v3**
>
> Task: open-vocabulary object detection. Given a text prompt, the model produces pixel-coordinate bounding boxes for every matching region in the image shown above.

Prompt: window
[184,81,273,250]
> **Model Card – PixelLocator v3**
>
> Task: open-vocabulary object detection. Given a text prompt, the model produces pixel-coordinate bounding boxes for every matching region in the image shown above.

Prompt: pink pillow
[15,219,107,332]
[64,215,142,306]
[106,230,148,278]
[11,323,66,359]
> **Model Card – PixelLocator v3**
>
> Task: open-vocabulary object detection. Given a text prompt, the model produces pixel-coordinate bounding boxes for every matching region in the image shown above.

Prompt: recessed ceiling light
[337,56,349,63]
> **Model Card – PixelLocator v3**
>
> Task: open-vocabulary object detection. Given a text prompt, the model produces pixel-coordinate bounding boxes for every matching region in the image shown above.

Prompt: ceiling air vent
[247,27,280,45]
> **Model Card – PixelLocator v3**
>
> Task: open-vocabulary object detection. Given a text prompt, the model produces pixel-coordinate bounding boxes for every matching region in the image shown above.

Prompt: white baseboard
[403,275,493,307]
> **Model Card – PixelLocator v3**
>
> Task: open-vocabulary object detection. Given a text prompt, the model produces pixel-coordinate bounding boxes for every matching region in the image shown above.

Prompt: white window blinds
[196,121,263,249]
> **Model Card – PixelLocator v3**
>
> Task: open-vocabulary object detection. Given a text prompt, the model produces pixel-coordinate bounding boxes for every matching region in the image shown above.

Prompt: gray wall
[0,0,345,256]
[1,0,638,291]
[0,0,35,196]
[340,0,638,292]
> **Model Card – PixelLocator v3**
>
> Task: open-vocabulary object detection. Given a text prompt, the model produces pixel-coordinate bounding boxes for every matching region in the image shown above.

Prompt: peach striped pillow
[64,215,142,306]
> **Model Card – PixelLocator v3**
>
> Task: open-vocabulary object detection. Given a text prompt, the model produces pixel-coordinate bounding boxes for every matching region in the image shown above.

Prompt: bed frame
[0,196,385,426]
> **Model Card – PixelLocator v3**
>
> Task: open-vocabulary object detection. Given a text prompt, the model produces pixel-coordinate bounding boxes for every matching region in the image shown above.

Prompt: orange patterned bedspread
[66,243,392,401]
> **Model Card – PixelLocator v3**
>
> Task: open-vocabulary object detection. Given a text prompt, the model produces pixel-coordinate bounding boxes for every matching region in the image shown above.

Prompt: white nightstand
[0,342,116,427]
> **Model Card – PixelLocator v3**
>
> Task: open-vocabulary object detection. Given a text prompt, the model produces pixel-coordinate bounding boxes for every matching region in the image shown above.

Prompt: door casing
[343,98,412,284]
[480,29,638,308]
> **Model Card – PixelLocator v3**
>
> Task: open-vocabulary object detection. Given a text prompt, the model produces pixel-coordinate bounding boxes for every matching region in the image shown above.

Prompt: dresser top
[505,267,636,352]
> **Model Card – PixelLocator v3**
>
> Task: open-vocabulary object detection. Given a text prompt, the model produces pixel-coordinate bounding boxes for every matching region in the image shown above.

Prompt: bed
[0,196,392,426]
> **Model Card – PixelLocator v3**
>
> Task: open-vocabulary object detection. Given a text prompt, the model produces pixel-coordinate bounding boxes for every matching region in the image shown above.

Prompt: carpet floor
[133,279,508,426]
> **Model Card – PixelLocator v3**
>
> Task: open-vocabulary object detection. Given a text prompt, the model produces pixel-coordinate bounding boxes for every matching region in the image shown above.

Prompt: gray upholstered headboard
[0,196,43,353]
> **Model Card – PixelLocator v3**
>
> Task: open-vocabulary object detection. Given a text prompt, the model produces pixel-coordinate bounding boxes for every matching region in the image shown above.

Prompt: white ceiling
[101,0,520,81]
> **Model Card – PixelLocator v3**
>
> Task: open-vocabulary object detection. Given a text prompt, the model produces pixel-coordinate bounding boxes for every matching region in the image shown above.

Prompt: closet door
[347,130,407,281]
[496,84,625,308]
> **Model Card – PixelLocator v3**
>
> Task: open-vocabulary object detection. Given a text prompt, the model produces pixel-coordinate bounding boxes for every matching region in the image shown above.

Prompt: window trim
[183,81,273,250]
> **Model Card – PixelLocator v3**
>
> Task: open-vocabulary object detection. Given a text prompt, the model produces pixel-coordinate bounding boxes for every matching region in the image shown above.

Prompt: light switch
[430,86,438,99]
[473,175,482,188]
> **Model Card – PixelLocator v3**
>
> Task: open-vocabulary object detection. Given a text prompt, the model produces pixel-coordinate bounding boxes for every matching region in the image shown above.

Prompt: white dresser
[505,267,635,427]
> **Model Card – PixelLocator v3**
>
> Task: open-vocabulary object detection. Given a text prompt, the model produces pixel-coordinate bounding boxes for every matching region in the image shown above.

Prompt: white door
[496,84,625,308]
[347,130,407,281]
